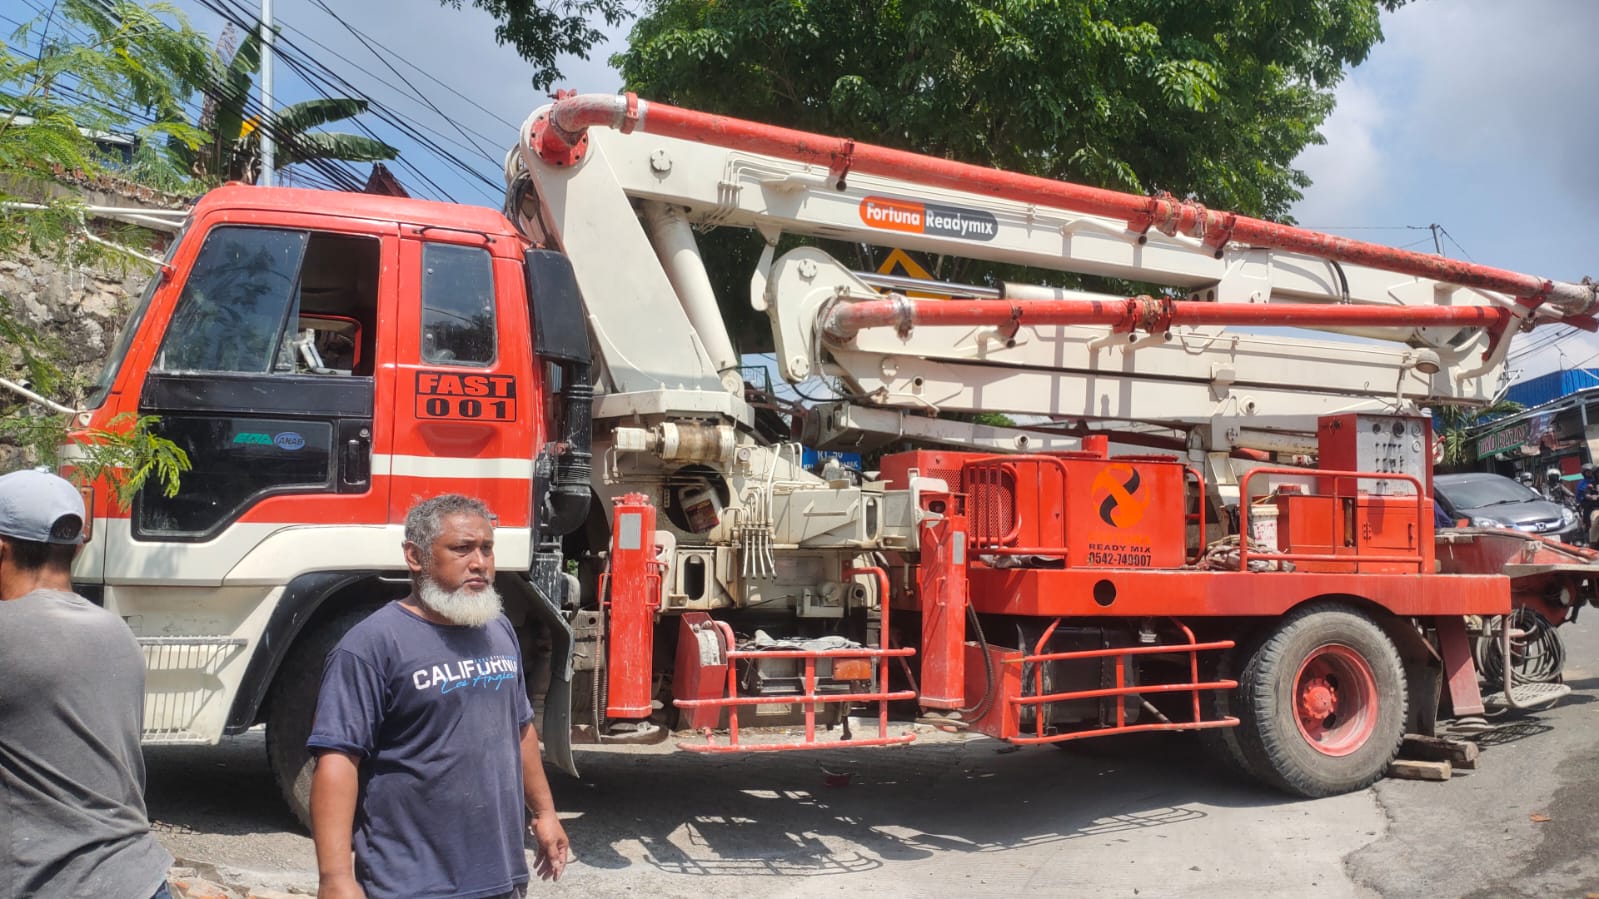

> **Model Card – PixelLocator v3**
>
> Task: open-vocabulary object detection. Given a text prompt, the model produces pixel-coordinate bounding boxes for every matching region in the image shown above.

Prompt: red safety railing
[1237,468,1429,571]
[675,566,918,752]
[1005,619,1237,745]
[1184,465,1208,566]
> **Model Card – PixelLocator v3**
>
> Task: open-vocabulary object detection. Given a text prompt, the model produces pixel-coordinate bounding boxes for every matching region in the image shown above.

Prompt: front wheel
[265,607,376,830]
[1234,603,1407,798]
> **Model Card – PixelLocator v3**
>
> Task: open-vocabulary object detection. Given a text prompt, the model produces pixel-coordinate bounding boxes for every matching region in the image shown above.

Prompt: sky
[18,0,1589,385]
[1291,0,1599,383]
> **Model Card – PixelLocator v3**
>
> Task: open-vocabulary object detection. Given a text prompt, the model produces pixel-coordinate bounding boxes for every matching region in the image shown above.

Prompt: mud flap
[521,569,580,778]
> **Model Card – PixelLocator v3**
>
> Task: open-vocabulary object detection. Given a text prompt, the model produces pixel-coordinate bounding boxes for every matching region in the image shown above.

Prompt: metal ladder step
[1482,681,1572,713]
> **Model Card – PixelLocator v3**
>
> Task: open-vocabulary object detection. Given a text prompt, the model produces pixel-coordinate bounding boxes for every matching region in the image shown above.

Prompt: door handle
[341,427,371,488]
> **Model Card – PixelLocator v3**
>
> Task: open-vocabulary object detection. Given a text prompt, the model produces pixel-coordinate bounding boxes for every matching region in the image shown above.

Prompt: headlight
[1472,517,1502,528]
[1562,507,1578,527]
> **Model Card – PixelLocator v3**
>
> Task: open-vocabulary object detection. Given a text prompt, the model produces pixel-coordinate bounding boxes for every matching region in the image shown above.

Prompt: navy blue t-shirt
[307,601,534,899]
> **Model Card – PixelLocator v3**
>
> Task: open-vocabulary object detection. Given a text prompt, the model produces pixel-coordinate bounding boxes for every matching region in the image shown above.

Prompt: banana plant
[187,25,396,184]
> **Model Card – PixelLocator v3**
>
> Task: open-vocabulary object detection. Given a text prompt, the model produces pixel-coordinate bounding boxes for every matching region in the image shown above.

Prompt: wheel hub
[1291,643,1378,758]
[1300,676,1336,720]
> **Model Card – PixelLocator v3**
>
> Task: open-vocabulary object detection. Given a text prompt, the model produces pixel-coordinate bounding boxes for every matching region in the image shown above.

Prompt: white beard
[417,576,503,627]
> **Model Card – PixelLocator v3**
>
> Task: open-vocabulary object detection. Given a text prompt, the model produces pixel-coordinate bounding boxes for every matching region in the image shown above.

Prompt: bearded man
[308,495,569,899]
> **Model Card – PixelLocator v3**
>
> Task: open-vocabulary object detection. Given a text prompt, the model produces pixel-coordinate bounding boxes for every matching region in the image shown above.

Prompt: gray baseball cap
[0,469,86,544]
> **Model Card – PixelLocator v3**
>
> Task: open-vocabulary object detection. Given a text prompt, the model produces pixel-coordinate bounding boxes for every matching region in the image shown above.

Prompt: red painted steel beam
[604,493,659,719]
[917,503,970,709]
[1434,615,1487,717]
[680,734,917,753]
[964,568,1509,618]
[821,294,1518,341]
[536,94,1597,318]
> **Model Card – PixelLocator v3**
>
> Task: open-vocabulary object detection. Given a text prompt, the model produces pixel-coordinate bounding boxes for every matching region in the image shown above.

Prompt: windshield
[85,219,190,409]
[1436,476,1542,510]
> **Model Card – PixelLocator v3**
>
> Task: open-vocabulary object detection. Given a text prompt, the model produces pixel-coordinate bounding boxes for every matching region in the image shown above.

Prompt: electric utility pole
[259,0,275,186]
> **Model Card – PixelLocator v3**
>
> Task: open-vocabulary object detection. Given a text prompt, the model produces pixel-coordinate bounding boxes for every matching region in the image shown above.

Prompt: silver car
[1433,472,1582,543]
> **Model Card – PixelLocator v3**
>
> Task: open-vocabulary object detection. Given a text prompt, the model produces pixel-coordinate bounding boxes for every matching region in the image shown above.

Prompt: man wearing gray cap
[0,469,174,898]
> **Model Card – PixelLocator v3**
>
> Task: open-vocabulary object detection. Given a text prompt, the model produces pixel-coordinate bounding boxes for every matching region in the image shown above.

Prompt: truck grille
[137,636,247,744]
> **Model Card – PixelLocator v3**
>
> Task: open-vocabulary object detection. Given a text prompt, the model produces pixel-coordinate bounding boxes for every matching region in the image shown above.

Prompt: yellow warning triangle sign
[877,248,940,298]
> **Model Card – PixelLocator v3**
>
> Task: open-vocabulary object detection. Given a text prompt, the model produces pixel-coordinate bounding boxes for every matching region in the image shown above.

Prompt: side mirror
[524,249,591,366]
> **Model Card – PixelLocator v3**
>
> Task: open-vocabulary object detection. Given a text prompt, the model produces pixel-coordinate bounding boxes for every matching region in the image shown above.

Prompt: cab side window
[137,225,381,540]
[155,228,308,373]
[156,227,381,377]
[421,243,495,365]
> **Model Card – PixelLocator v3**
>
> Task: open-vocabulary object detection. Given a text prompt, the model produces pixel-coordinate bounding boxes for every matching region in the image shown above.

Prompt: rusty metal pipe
[821,294,1517,341]
[536,93,1597,317]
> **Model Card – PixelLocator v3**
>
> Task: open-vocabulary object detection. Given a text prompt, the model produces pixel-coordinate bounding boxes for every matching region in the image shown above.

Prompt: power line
[247,0,502,164]
[1299,225,1424,232]
[270,7,519,134]
[12,1,379,195]
[1553,342,1599,373]
[306,0,505,160]
[17,0,519,206]
[202,0,500,203]
[194,0,456,200]
[207,0,500,194]
[1436,225,1476,262]
[1508,322,1573,356]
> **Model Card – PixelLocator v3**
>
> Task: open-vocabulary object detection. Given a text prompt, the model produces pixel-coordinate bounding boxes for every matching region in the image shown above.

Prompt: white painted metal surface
[513,107,1520,444]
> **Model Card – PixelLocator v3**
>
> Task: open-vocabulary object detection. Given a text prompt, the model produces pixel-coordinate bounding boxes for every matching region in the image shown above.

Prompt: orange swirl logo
[1091,464,1148,528]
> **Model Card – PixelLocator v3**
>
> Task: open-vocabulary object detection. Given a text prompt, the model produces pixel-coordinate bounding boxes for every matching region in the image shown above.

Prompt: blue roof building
[1505,368,1599,409]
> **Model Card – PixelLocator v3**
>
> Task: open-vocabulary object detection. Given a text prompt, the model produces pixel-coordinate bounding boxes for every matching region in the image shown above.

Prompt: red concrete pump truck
[65,93,1599,826]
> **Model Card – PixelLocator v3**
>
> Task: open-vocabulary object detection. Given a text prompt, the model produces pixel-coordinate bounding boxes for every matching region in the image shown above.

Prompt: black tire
[1198,636,1266,782]
[1233,603,1407,798]
[265,607,377,831]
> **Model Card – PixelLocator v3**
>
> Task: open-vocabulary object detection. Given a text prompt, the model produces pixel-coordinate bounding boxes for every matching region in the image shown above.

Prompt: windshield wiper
[1478,498,1530,508]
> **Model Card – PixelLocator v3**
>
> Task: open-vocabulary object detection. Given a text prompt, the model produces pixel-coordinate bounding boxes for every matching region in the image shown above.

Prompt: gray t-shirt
[0,588,172,898]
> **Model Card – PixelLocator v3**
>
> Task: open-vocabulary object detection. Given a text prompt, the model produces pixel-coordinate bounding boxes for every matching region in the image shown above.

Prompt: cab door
[104,213,398,585]
[389,228,540,557]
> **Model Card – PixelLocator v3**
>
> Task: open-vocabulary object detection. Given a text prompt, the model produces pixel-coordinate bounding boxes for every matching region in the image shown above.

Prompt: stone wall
[0,250,158,466]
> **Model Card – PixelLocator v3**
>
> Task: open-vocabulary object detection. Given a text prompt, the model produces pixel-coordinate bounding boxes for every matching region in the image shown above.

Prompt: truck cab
[72,186,585,817]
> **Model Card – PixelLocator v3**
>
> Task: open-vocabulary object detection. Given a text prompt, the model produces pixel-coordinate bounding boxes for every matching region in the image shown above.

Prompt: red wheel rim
[1292,643,1378,757]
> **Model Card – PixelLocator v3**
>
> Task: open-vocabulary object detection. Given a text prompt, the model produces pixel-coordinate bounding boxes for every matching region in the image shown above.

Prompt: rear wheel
[1234,603,1406,797]
[265,606,376,830]
[1198,635,1268,781]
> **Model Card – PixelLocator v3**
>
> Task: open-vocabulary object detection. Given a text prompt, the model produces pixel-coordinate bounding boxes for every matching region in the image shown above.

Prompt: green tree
[436,0,633,89]
[186,26,397,184]
[1435,400,1522,472]
[618,0,1400,221]
[0,0,198,494]
[2,1,211,234]
[609,0,1403,353]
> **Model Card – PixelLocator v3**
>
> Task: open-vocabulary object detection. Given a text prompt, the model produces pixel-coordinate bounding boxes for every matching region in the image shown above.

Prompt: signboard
[1474,412,1553,459]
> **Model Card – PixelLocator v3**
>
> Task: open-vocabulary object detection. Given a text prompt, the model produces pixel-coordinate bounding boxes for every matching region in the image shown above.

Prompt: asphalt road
[146,622,1599,898]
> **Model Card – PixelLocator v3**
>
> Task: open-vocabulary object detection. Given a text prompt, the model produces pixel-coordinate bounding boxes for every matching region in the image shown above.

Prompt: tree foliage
[72,412,190,506]
[1436,400,1522,472]
[0,0,200,483]
[610,0,1404,356]
[1,1,212,204]
[184,26,398,184]
[619,0,1399,221]
[437,0,633,90]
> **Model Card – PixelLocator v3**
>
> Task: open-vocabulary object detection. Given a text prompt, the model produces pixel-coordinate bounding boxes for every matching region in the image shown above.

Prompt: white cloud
[1290,76,1388,226]
[1388,0,1599,193]
[1294,0,1598,382]
[1295,0,1596,273]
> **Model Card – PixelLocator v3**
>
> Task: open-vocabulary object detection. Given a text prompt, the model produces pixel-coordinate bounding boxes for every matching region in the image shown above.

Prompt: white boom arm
[506,95,1583,445]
